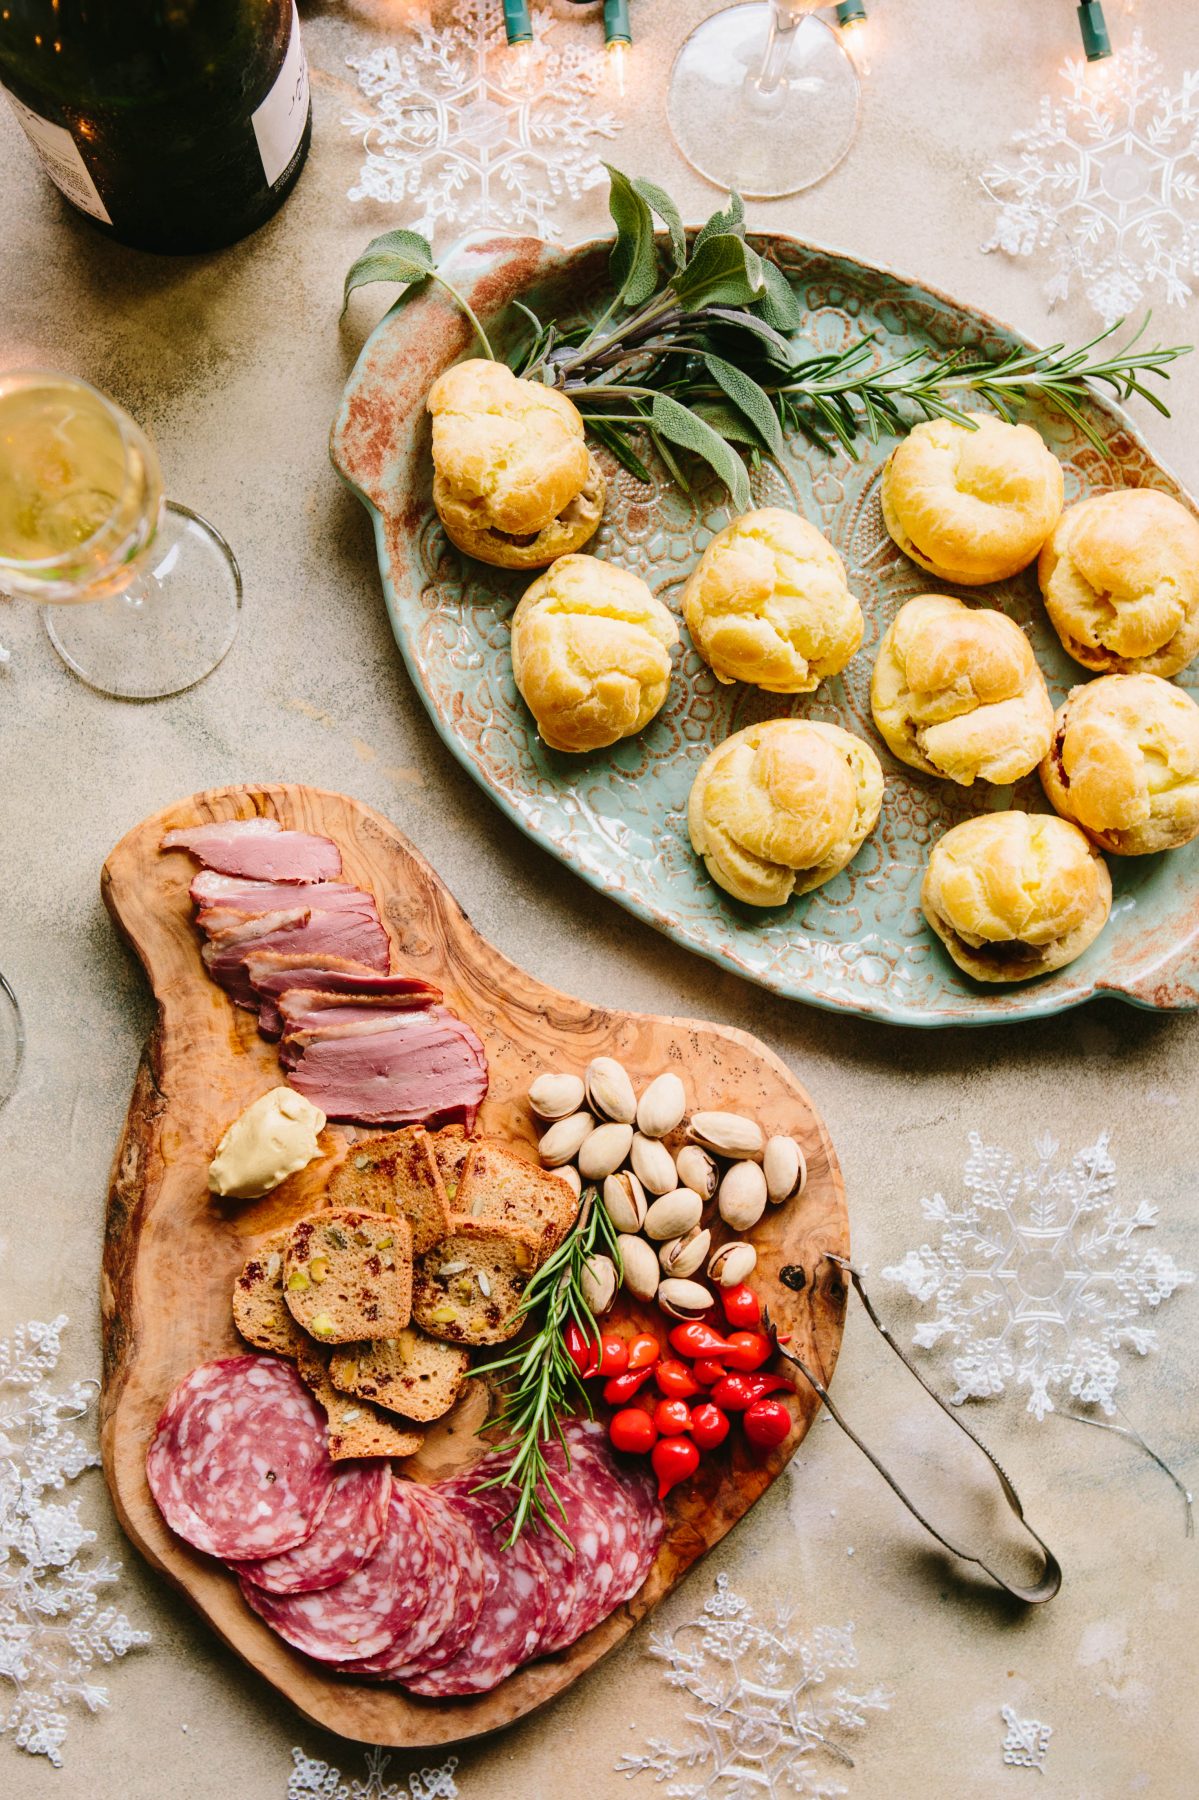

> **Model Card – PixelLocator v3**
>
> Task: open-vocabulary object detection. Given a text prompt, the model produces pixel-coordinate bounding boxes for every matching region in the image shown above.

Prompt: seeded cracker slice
[232,1230,308,1359]
[294,1340,424,1461]
[412,1219,542,1347]
[283,1209,412,1345]
[324,1127,451,1253]
[431,1126,470,1204]
[329,1328,471,1423]
[454,1138,579,1254]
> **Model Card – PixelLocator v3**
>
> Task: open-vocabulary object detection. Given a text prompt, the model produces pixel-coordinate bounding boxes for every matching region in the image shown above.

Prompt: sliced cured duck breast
[244,954,442,1038]
[203,909,391,1007]
[191,874,368,917]
[277,989,439,1034]
[163,819,342,883]
[278,1011,449,1068]
[287,1012,488,1129]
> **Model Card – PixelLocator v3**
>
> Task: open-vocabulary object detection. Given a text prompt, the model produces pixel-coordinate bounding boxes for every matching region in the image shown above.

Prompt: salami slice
[239,1486,433,1661]
[564,1421,664,1610]
[371,1486,487,1678]
[146,1355,335,1560]
[403,1495,548,1697]
[232,1462,392,1595]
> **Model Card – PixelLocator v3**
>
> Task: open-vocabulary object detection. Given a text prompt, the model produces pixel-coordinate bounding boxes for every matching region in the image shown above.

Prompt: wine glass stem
[754,3,800,97]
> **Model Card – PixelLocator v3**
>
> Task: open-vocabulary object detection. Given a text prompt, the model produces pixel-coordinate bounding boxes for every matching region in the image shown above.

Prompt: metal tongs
[766,1253,1062,1606]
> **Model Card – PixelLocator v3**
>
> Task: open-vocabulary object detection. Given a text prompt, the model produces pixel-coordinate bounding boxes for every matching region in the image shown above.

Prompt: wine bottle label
[252,2,310,189]
[2,89,112,224]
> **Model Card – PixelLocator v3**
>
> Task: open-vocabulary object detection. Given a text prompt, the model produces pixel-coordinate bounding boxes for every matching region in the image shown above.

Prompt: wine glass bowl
[0,371,163,604]
[667,3,860,199]
[0,371,242,698]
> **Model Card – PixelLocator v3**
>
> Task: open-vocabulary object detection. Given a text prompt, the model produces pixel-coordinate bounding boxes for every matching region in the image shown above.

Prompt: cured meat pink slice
[287,1012,488,1129]
[231,1462,392,1595]
[192,874,367,915]
[439,1449,588,1657]
[146,1355,335,1561]
[557,1423,663,1615]
[245,955,443,1039]
[163,820,342,883]
[203,908,391,1007]
[336,1484,484,1678]
[402,1495,548,1696]
[239,1486,434,1661]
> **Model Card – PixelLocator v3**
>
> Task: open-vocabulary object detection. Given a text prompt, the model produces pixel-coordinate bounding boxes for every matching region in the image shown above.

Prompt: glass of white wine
[0,371,241,699]
[667,0,860,199]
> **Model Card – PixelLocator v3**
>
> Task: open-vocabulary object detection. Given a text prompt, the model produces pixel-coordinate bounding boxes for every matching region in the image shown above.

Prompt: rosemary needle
[470,1189,621,1547]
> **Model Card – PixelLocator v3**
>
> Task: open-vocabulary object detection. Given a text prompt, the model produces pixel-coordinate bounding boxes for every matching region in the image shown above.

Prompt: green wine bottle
[0,0,311,254]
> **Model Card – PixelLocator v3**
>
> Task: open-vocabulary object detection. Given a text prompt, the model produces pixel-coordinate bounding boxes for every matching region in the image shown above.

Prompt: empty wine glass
[0,972,22,1109]
[667,0,860,199]
[0,370,241,699]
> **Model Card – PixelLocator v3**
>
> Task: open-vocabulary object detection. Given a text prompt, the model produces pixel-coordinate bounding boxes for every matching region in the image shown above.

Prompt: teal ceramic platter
[331,232,1199,1028]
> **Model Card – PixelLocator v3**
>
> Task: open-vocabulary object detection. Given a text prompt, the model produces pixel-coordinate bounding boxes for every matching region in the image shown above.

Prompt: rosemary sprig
[343,163,1192,509]
[469,1189,621,1548]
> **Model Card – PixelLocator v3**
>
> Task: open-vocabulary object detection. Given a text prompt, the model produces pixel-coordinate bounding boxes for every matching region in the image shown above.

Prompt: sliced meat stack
[162,817,487,1131]
[147,1355,664,1697]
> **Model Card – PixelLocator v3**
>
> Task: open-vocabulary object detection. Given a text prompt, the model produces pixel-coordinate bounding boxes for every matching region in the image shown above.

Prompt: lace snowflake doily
[343,0,622,243]
[980,30,1199,322]
[616,1572,891,1799]
[0,1316,149,1767]
[882,1133,1193,1421]
[288,1746,459,1800]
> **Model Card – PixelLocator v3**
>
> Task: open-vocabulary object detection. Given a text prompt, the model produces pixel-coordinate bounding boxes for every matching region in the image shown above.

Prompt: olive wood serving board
[100,783,849,1746]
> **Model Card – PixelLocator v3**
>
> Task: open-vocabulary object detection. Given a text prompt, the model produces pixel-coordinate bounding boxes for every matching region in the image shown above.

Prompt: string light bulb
[1077,1,1112,61]
[835,0,870,77]
[603,0,631,96]
[503,0,533,47]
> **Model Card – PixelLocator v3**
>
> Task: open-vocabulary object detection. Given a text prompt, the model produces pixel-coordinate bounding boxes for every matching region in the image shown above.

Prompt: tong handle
[773,1254,1062,1606]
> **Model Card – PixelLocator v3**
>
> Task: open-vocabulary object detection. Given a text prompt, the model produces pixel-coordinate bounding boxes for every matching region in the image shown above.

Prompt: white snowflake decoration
[344,0,622,243]
[980,30,1199,322]
[1000,1705,1052,1772]
[616,1572,890,1799]
[882,1133,1193,1421]
[0,1315,149,1767]
[288,1746,459,1800]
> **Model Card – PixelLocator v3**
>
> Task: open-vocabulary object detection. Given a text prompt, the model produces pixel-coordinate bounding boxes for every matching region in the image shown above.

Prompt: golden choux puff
[510,553,678,754]
[1038,489,1199,677]
[688,719,884,907]
[881,413,1064,585]
[870,594,1053,786]
[1040,673,1199,855]
[681,508,863,694]
[428,359,605,569]
[921,811,1112,983]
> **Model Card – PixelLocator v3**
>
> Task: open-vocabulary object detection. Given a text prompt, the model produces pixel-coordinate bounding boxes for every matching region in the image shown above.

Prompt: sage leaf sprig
[342,164,1191,505]
[342,227,496,360]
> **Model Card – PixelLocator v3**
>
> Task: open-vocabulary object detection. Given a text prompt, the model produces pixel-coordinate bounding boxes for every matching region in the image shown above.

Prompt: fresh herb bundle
[343,163,1191,512]
[469,1189,620,1547]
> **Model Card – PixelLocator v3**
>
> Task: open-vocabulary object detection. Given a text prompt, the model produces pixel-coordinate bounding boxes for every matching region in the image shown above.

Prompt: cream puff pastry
[1038,488,1199,678]
[510,553,678,753]
[881,413,1064,585]
[870,594,1053,786]
[1040,673,1199,855]
[428,360,604,569]
[921,811,1112,983]
[688,719,884,907]
[681,508,864,694]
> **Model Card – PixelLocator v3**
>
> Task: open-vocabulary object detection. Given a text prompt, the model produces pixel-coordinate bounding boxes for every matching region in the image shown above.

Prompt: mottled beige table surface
[2,2,1197,1796]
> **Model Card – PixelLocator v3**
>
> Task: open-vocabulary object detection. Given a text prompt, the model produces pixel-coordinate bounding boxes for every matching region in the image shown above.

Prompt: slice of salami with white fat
[402,1494,548,1697]
[146,1354,335,1561]
[231,1462,392,1594]
[239,1486,434,1661]
[339,1483,485,1678]
[559,1419,664,1610]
